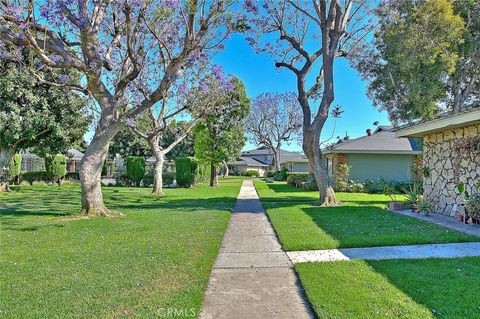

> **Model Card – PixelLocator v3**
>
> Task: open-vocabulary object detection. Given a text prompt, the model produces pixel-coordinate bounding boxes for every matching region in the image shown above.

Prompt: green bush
[286,172,310,187]
[364,178,415,194]
[9,154,21,180]
[303,176,318,191]
[45,154,67,182]
[175,157,198,188]
[335,163,350,192]
[266,171,275,178]
[346,180,366,193]
[195,161,210,183]
[142,174,154,186]
[244,170,260,177]
[126,156,146,186]
[163,172,176,185]
[274,168,288,181]
[21,171,48,185]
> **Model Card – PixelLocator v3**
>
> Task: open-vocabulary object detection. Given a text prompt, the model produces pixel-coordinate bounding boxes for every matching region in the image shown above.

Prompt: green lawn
[296,257,480,319]
[255,180,479,250]
[0,177,244,318]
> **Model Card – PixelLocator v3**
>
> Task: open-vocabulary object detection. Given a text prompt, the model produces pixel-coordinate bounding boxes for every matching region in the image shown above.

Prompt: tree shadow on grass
[300,204,478,249]
[265,183,310,194]
[365,257,480,318]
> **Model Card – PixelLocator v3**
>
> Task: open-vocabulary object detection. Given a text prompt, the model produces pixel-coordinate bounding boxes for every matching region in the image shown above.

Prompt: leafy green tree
[0,58,89,189]
[357,0,478,124]
[109,128,152,159]
[45,154,67,184]
[194,77,250,187]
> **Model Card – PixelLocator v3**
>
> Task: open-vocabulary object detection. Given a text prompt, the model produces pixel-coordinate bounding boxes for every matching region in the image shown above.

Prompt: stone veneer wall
[423,123,480,216]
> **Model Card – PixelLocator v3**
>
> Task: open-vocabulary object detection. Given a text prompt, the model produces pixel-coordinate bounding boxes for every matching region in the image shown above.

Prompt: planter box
[388,202,405,211]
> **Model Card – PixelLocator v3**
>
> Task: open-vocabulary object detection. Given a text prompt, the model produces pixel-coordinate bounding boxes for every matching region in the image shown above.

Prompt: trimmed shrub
[266,171,275,178]
[21,171,48,185]
[142,174,154,186]
[126,156,146,186]
[274,168,288,181]
[163,172,176,185]
[175,157,198,188]
[244,170,260,177]
[45,154,67,183]
[9,154,22,182]
[286,172,309,187]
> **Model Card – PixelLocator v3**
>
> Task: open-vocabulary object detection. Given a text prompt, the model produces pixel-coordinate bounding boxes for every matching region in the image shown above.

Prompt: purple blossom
[212,65,225,82]
[244,0,258,14]
[58,74,70,84]
[200,81,210,93]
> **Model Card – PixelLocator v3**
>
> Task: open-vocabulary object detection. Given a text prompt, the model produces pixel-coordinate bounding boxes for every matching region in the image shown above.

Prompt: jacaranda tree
[0,0,238,216]
[244,0,376,206]
[246,92,302,172]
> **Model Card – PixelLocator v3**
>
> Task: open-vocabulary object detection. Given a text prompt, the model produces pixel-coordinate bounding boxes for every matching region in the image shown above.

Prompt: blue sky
[85,34,390,152]
[215,34,391,152]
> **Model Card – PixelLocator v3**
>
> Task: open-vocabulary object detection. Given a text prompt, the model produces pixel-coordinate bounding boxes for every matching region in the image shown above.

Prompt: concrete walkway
[288,242,480,263]
[394,210,480,237]
[200,180,313,319]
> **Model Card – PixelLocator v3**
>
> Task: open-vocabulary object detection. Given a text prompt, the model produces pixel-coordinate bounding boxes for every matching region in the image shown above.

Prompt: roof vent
[366,129,372,136]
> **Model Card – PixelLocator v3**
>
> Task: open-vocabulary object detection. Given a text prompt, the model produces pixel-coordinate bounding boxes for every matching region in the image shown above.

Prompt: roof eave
[323,150,422,155]
[395,109,480,138]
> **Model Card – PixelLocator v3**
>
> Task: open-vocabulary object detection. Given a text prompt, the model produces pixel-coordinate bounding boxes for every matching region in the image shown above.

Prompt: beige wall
[423,124,480,215]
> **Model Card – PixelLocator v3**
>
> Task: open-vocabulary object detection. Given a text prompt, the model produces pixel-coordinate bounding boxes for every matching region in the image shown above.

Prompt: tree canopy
[357,0,479,124]
[0,58,89,157]
[194,76,250,185]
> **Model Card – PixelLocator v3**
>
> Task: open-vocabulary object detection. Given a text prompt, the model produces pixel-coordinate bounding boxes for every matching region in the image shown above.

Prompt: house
[280,153,309,172]
[324,126,422,182]
[228,147,307,176]
[20,148,84,173]
[228,156,270,176]
[396,109,480,216]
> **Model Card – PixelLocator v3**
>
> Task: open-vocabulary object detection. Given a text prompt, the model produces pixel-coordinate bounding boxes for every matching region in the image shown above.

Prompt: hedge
[9,154,22,180]
[286,172,310,187]
[126,156,146,186]
[22,171,48,185]
[175,157,198,188]
[274,168,288,181]
[45,154,66,182]
[244,170,260,177]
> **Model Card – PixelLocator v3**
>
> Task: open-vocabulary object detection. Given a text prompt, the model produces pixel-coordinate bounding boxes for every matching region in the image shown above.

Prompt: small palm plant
[402,183,420,211]
[414,196,433,216]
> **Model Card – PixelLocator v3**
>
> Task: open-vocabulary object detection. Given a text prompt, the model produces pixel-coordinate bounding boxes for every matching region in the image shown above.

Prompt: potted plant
[414,196,433,216]
[384,185,404,211]
[402,183,420,211]
[457,182,480,224]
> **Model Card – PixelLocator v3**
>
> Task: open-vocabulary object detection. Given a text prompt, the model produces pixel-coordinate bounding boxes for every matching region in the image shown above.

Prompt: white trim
[395,109,480,138]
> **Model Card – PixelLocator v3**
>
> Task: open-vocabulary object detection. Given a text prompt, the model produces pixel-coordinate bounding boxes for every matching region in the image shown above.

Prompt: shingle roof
[279,153,309,164]
[230,156,270,167]
[241,147,298,156]
[323,130,422,154]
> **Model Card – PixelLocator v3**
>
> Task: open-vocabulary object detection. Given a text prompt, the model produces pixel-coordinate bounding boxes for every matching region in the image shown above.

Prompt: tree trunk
[222,160,229,178]
[149,137,165,196]
[80,121,124,217]
[273,147,281,172]
[303,128,340,206]
[210,163,219,187]
[0,146,15,192]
